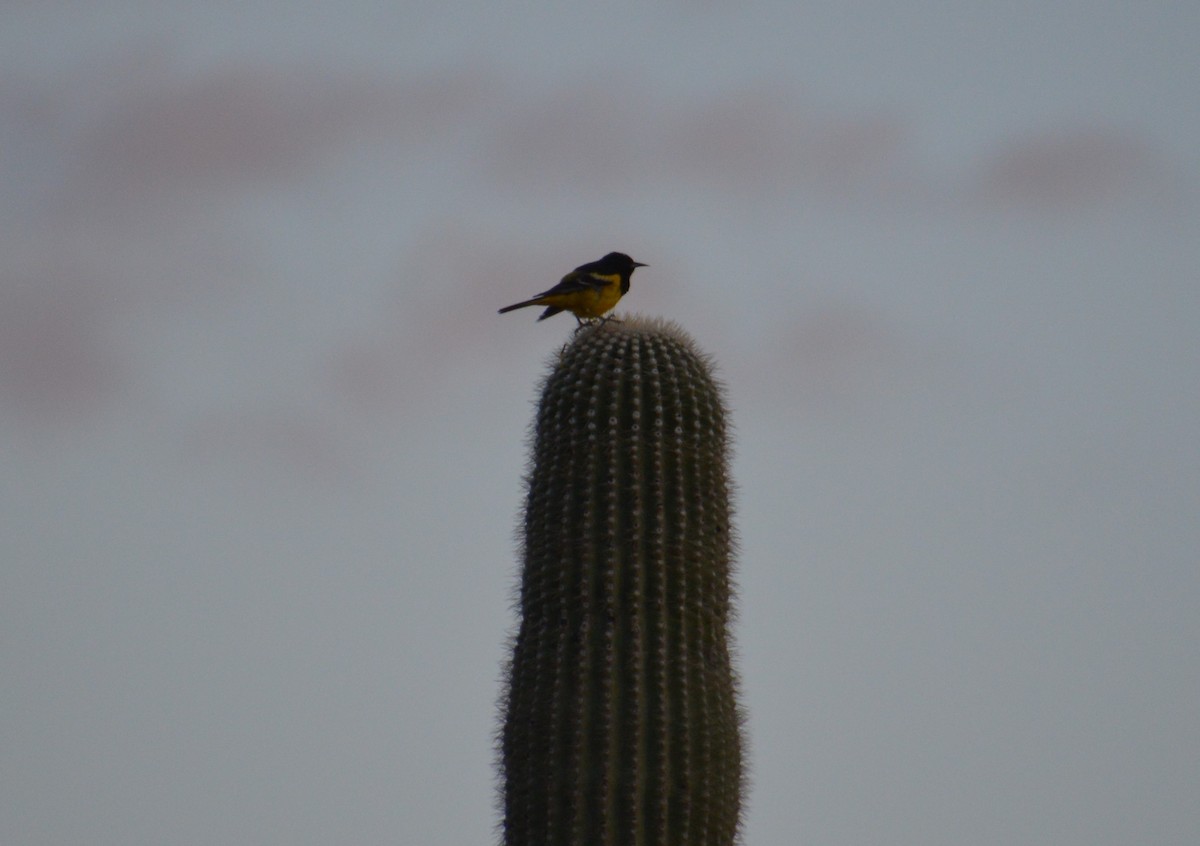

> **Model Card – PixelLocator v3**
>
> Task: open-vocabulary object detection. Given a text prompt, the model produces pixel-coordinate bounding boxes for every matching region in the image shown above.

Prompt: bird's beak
[634,262,648,268]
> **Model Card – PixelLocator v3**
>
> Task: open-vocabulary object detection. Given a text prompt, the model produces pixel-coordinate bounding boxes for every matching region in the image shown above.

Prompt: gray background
[3,2,1197,844]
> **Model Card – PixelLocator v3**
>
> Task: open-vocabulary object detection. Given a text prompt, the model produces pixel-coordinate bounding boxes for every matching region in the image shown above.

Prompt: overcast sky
[3,2,1198,844]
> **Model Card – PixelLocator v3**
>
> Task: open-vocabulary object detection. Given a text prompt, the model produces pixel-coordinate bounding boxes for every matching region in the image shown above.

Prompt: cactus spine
[502,317,743,846]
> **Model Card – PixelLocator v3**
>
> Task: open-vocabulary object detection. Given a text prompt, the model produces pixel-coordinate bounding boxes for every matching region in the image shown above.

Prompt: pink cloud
[486,82,655,188]
[482,79,1193,217]
[325,224,544,415]
[0,57,498,432]
[484,79,922,204]
[969,126,1184,211]
[0,266,128,425]
[745,302,931,412]
[671,97,919,204]
[663,86,805,191]
[78,62,494,196]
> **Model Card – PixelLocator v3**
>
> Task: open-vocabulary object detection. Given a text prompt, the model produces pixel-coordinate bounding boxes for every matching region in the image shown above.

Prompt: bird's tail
[498,298,542,314]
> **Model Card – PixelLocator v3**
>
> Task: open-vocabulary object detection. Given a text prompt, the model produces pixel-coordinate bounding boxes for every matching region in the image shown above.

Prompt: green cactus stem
[501,316,743,846]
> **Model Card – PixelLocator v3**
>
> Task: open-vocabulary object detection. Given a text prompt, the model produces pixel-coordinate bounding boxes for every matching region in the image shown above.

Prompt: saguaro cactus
[501,316,743,846]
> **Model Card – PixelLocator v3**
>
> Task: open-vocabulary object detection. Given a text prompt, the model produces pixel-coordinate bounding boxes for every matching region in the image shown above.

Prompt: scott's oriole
[498,252,647,323]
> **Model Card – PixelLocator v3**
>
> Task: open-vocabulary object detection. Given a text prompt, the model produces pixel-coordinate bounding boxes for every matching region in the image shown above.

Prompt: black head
[598,252,648,274]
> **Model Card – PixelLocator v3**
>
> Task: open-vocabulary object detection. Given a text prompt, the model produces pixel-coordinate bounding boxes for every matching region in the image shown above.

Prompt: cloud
[0,263,129,426]
[746,302,948,415]
[324,223,540,415]
[1,52,496,225]
[485,81,656,189]
[481,78,1193,217]
[968,126,1188,212]
[0,56,496,429]
[662,87,916,202]
[481,78,924,204]
[74,61,494,201]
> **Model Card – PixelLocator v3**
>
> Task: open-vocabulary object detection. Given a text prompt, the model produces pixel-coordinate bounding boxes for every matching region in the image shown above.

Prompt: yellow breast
[540,274,623,318]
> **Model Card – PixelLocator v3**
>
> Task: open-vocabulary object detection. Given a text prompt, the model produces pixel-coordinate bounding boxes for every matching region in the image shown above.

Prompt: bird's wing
[534,270,609,297]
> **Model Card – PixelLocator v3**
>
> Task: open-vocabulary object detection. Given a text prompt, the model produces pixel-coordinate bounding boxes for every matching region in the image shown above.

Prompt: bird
[498,252,647,323]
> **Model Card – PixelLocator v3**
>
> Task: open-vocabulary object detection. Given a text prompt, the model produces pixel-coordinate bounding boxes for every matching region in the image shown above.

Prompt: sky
[2,2,1198,844]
